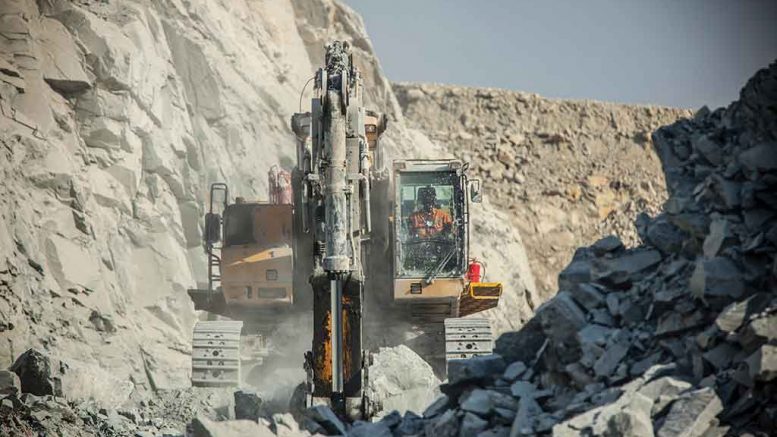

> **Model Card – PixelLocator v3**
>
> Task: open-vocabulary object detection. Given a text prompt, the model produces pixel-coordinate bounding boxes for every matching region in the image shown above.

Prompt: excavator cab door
[204,213,221,244]
[205,183,229,244]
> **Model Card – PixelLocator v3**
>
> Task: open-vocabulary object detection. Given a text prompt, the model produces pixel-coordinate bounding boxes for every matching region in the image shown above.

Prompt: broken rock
[502,361,527,382]
[656,387,722,437]
[592,250,663,287]
[460,411,488,437]
[460,389,495,416]
[605,392,654,437]
[702,219,737,258]
[593,332,631,378]
[10,348,61,396]
[494,318,547,364]
[745,344,777,382]
[447,354,506,386]
[647,216,689,255]
[536,292,587,341]
[234,389,263,421]
[0,370,21,396]
[739,142,777,174]
[367,345,440,415]
[349,421,392,437]
[305,405,346,436]
[689,257,744,300]
[591,235,624,256]
[424,408,459,437]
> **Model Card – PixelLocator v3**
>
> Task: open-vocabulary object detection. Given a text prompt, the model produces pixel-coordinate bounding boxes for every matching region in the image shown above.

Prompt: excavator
[186,165,308,387]
[187,41,502,419]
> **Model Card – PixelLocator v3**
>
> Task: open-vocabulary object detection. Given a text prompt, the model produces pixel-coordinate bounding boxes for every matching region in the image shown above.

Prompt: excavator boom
[292,41,372,418]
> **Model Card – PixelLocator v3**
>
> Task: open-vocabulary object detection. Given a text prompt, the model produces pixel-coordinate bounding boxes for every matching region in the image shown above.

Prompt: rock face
[394,82,692,303]
[0,0,423,398]
[406,61,777,437]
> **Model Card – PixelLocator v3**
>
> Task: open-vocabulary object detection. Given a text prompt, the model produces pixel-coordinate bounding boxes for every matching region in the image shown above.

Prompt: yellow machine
[386,160,503,362]
[188,42,502,418]
[187,176,308,387]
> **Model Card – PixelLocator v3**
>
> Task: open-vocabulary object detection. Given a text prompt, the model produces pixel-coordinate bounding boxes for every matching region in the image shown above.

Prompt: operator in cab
[408,186,453,238]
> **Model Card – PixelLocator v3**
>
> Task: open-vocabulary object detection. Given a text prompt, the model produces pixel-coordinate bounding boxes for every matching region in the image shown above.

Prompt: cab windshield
[396,171,465,279]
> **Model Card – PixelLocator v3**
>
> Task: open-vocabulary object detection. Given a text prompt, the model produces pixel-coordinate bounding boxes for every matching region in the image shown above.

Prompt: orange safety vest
[408,208,453,237]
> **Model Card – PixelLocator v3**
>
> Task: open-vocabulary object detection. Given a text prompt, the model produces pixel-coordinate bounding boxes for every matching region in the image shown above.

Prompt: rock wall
[394,83,692,303]
[0,0,400,397]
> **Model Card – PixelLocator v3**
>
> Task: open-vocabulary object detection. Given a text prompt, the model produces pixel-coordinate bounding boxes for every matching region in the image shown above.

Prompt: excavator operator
[408,186,453,238]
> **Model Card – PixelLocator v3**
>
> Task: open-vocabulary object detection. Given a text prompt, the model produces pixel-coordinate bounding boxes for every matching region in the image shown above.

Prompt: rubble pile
[395,82,692,301]
[407,62,777,436]
[1,349,236,436]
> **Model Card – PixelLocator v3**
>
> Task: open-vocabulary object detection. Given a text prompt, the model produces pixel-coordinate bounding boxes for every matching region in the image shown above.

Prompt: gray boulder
[460,412,489,437]
[569,283,606,311]
[604,392,654,437]
[448,354,506,386]
[591,236,624,256]
[592,250,663,287]
[423,394,451,419]
[349,421,393,437]
[647,216,688,255]
[0,370,21,396]
[656,387,722,437]
[689,257,744,300]
[494,318,546,364]
[9,348,61,396]
[395,411,424,435]
[305,405,347,436]
[536,293,587,342]
[739,143,777,173]
[510,396,542,436]
[233,389,263,421]
[460,389,495,416]
[745,344,777,382]
[367,345,440,416]
[502,361,527,382]
[424,409,459,437]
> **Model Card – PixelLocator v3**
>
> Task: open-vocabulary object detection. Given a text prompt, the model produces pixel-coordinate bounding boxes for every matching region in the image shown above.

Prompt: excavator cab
[391,159,503,361]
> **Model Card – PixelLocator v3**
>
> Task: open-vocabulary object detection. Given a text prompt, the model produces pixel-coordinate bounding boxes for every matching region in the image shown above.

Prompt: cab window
[396,171,464,279]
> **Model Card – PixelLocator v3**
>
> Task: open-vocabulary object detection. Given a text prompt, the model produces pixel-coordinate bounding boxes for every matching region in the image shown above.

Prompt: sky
[344,0,777,109]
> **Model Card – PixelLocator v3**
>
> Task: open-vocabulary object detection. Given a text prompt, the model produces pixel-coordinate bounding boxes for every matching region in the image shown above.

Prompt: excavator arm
[292,41,377,419]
